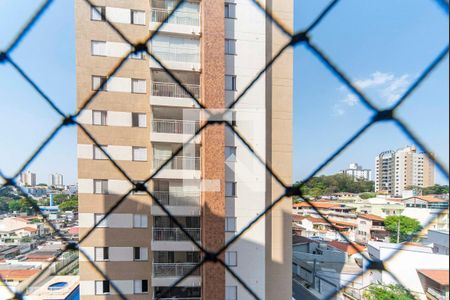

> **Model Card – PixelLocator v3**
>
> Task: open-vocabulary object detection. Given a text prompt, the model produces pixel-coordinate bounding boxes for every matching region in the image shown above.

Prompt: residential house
[417,269,449,300]
[401,196,449,232]
[356,214,389,244]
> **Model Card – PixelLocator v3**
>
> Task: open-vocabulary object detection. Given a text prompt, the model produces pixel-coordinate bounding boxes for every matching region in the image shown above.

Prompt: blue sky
[0,0,448,185]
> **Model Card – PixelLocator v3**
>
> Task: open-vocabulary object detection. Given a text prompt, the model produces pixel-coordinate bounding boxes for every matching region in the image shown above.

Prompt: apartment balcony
[151,119,201,144]
[151,191,201,216]
[152,263,201,287]
[150,46,200,71]
[152,227,201,251]
[153,156,201,180]
[150,8,201,36]
[151,81,201,107]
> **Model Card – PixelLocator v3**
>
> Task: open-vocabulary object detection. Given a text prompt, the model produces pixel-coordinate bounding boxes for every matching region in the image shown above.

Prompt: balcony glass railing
[153,263,200,277]
[150,46,200,64]
[153,191,200,206]
[152,8,200,26]
[153,156,200,170]
[428,287,446,300]
[152,119,199,135]
[152,81,200,99]
[153,228,201,241]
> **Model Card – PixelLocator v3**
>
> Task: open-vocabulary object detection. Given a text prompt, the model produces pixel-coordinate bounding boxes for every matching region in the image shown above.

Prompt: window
[94,179,108,194]
[225,75,237,91]
[134,280,149,294]
[95,214,109,228]
[225,217,236,232]
[225,251,238,266]
[225,39,237,55]
[131,10,146,25]
[133,147,147,161]
[95,280,110,295]
[95,247,109,261]
[92,41,106,56]
[132,79,146,94]
[226,286,238,300]
[134,247,148,261]
[91,6,105,21]
[132,113,147,128]
[226,182,237,197]
[93,145,108,160]
[92,75,107,91]
[92,110,107,126]
[225,147,237,162]
[134,214,148,228]
[130,50,145,60]
[225,3,236,18]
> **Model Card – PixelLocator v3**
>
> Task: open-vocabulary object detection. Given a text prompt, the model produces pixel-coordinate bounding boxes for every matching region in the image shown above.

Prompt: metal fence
[0,0,448,299]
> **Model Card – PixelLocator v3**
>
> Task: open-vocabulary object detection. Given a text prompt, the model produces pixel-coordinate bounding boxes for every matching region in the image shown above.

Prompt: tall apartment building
[340,163,372,181]
[20,171,36,187]
[375,146,435,196]
[48,173,64,187]
[76,1,293,299]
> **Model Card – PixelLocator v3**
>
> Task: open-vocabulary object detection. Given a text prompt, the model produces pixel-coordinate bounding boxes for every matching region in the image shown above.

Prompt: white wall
[224,0,267,298]
[371,245,449,300]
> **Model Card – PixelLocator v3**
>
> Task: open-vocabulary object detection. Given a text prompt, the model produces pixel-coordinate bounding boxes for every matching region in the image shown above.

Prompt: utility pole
[397,219,401,243]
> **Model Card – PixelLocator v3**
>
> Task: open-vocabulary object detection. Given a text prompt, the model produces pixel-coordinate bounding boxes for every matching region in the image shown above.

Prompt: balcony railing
[153,191,200,207]
[427,287,446,300]
[152,8,200,26]
[150,46,200,64]
[153,263,200,277]
[153,228,201,241]
[152,81,200,99]
[152,119,199,135]
[153,156,200,170]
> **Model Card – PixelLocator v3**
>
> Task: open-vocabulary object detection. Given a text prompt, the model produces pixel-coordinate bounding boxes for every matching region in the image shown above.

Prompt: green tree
[297,174,374,199]
[364,284,416,300]
[423,184,449,195]
[21,236,33,243]
[59,197,78,212]
[360,192,377,200]
[384,216,422,243]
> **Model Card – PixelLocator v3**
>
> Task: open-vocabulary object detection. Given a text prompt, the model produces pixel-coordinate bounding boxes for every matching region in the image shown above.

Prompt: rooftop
[417,269,449,286]
[405,196,449,203]
[328,240,366,256]
[358,214,384,222]
[0,269,40,280]
[293,202,340,209]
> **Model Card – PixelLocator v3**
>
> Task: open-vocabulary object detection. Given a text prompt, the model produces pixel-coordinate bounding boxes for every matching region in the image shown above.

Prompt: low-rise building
[425,230,449,255]
[356,214,389,244]
[0,266,40,298]
[417,269,449,300]
[292,235,371,300]
[0,218,42,245]
[368,241,449,300]
[401,196,449,233]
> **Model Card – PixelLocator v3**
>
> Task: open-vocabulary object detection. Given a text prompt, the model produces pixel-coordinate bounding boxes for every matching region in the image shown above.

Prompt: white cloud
[334,71,413,116]
[354,71,395,89]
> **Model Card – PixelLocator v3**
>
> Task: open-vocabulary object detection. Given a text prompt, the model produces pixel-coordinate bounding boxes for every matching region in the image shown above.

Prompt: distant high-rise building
[340,163,372,181]
[375,146,435,196]
[20,171,36,187]
[75,0,293,299]
[49,173,64,187]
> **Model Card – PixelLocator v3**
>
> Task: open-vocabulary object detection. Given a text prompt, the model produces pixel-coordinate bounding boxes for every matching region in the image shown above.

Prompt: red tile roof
[328,240,366,256]
[23,227,38,232]
[407,196,448,203]
[294,202,340,209]
[0,269,40,280]
[417,269,449,286]
[359,214,384,222]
